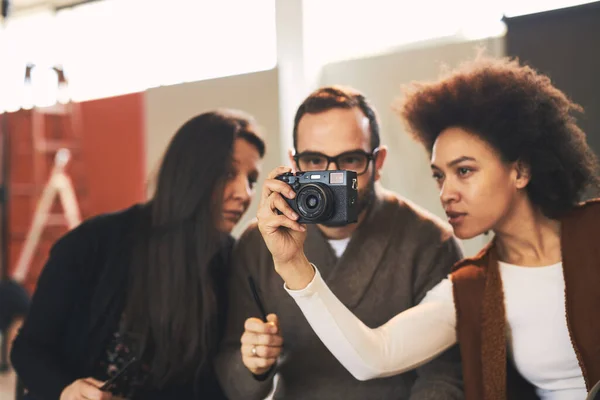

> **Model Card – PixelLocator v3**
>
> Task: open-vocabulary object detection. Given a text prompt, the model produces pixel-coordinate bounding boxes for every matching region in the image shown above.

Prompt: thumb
[84,378,106,388]
[266,313,279,332]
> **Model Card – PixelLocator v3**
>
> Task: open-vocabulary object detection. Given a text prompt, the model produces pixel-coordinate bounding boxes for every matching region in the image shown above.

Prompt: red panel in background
[5,92,147,292]
[80,93,147,216]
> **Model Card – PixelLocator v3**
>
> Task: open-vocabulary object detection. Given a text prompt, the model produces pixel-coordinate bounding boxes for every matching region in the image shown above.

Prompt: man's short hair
[293,86,380,151]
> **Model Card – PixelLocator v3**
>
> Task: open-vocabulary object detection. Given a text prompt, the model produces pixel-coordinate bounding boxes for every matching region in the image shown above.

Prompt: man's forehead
[298,108,368,129]
[297,148,368,157]
[296,141,370,155]
[296,109,370,153]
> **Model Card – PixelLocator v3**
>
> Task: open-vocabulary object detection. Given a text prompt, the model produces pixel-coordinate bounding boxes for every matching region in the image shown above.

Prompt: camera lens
[296,183,333,221]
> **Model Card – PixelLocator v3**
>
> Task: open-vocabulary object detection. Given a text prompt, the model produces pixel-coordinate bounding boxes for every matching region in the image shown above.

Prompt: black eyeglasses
[293,148,380,176]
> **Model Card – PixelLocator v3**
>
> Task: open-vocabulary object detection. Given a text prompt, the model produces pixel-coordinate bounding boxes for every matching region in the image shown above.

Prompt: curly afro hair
[397,56,599,219]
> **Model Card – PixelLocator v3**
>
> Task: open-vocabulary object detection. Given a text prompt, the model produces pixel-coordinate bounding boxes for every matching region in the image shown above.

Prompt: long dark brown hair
[123,109,264,387]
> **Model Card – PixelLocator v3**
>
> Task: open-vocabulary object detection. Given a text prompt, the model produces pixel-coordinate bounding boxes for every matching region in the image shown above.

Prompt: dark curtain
[504,2,600,158]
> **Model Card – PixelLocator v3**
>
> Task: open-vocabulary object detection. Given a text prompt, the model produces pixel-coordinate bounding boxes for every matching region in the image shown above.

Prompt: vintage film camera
[275,170,358,226]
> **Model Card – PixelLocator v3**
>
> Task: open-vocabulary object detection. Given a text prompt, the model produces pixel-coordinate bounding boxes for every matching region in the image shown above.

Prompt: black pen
[248,276,268,322]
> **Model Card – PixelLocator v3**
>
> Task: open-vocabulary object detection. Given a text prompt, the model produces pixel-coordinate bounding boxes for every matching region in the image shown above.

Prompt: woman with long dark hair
[11,109,266,400]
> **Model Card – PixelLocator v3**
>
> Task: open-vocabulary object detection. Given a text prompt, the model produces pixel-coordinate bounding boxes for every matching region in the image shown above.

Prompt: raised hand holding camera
[257,166,360,289]
[257,167,312,289]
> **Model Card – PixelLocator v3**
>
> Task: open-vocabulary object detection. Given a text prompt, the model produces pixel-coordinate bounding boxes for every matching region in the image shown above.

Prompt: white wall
[145,68,281,237]
[320,36,505,256]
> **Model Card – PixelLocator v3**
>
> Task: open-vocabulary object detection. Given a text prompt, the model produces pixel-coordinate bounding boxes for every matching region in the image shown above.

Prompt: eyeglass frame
[292,147,380,176]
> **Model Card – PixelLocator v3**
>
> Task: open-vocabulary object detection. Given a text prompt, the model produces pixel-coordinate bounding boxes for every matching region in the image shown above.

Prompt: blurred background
[0,0,599,396]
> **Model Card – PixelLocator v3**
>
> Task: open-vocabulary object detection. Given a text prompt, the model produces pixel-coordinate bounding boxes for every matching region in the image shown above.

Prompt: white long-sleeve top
[285,262,586,400]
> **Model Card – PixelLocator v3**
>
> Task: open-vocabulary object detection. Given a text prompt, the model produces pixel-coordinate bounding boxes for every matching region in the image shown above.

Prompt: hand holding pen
[240,277,283,377]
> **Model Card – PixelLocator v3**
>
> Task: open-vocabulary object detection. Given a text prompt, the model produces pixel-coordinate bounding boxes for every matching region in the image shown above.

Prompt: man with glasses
[215,86,464,400]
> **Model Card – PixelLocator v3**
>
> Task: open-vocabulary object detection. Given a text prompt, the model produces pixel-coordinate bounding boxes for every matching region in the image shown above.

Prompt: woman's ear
[514,160,531,189]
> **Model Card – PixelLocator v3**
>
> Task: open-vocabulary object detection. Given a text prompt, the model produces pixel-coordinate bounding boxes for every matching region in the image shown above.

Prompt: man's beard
[356,177,376,215]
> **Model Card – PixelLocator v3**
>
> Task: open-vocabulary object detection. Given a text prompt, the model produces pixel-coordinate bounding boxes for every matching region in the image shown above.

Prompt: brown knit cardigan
[451,199,600,399]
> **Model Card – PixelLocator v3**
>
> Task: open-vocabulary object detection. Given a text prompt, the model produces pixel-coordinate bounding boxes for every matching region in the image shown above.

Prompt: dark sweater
[11,204,230,400]
[215,189,465,400]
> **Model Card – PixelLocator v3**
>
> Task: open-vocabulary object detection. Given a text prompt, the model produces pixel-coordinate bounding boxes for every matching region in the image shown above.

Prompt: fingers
[257,166,306,234]
[268,166,292,180]
[79,380,110,400]
[260,167,295,205]
[266,192,298,220]
[241,315,283,374]
[263,179,296,200]
[61,379,112,400]
[266,313,279,327]
[243,354,278,371]
[241,343,282,359]
[257,193,295,231]
[260,214,306,234]
[257,193,303,231]
[83,378,105,388]
[269,194,294,218]
[260,179,296,207]
[244,317,278,334]
[100,391,113,400]
[242,316,284,348]
[241,330,284,347]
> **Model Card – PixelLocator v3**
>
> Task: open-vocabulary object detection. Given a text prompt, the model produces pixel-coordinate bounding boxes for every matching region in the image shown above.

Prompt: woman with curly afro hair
[255,56,600,400]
